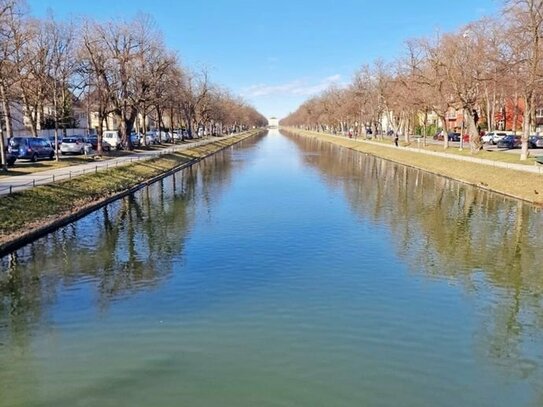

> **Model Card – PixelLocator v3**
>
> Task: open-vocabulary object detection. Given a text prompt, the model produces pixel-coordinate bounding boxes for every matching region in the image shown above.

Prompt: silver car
[529,135,543,148]
[60,136,93,155]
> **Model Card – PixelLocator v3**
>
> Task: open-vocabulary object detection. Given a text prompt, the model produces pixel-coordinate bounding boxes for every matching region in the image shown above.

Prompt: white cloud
[242,74,343,98]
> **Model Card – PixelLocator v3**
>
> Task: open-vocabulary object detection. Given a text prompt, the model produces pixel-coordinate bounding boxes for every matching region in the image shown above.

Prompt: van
[102,131,121,150]
[8,136,54,161]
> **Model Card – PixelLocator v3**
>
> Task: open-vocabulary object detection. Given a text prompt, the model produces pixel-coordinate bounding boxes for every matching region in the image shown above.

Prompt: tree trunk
[0,126,6,172]
[53,87,59,161]
[156,106,164,133]
[466,109,481,153]
[520,93,531,161]
[512,92,519,133]
[0,81,13,141]
[439,114,449,149]
[0,81,12,170]
[142,110,147,147]
[22,94,39,137]
[97,113,104,156]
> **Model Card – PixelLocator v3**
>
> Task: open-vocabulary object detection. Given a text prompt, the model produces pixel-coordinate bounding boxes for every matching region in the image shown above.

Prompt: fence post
[95,165,98,174]
[33,179,35,187]
[9,185,12,194]
[52,175,55,182]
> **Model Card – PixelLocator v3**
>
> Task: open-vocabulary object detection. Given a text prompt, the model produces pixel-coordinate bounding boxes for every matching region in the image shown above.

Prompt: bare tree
[503,0,543,160]
[0,0,25,171]
[44,14,77,160]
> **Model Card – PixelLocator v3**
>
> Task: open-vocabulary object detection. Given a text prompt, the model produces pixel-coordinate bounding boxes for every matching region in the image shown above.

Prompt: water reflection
[286,131,543,391]
[0,138,258,343]
[1,130,543,406]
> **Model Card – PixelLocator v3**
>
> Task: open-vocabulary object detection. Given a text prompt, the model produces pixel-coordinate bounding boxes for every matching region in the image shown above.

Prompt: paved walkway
[0,134,241,196]
[303,131,543,175]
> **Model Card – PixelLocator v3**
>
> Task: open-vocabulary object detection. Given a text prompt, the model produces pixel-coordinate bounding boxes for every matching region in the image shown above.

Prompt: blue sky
[28,0,499,119]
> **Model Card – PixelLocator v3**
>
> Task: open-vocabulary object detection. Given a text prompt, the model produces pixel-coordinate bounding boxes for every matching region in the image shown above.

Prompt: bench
[537,156,543,165]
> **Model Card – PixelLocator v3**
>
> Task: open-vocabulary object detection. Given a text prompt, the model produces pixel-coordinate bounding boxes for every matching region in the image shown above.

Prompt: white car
[60,136,92,155]
[103,131,121,149]
[158,130,171,143]
[171,131,182,142]
[140,131,159,145]
[482,131,508,144]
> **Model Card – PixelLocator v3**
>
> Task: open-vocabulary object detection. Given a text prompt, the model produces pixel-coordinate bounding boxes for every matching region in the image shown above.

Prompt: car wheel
[31,153,38,162]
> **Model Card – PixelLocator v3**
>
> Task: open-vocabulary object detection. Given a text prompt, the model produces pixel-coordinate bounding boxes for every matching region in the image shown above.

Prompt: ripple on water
[1,131,543,407]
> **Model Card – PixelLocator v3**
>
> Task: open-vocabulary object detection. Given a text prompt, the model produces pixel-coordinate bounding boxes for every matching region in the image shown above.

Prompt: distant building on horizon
[268,117,279,128]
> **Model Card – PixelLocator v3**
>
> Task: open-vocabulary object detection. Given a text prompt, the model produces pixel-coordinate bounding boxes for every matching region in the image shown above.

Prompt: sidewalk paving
[304,131,543,175]
[0,134,239,196]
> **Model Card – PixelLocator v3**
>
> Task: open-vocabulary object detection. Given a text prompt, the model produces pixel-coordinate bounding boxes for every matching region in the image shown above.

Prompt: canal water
[1,129,543,406]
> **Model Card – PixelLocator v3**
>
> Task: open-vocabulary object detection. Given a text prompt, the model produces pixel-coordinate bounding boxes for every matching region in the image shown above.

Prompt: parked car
[447,132,461,142]
[86,135,98,150]
[142,131,159,145]
[45,135,63,149]
[4,149,16,166]
[171,130,183,142]
[60,136,92,155]
[433,130,445,141]
[158,130,171,143]
[84,135,110,152]
[483,131,509,144]
[8,136,54,161]
[132,133,141,147]
[497,135,522,149]
[102,130,121,150]
[529,135,543,148]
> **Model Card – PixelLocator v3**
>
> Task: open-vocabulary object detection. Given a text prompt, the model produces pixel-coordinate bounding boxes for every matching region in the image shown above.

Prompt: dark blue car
[8,137,55,162]
[497,135,522,149]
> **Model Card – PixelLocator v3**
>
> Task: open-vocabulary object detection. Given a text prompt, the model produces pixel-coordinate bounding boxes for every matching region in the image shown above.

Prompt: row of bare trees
[281,0,543,160]
[0,0,267,169]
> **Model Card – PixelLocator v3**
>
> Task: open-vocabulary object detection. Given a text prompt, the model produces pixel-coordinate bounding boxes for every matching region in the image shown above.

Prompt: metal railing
[0,134,242,196]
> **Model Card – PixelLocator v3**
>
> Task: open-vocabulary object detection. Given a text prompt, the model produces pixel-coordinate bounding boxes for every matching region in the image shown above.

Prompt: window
[446,111,457,120]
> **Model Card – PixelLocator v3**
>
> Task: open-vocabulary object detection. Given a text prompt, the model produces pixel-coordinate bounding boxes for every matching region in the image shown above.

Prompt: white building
[268,117,279,128]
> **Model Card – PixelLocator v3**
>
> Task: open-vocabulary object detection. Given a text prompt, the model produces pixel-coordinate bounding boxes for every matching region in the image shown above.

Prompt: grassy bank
[284,128,543,206]
[0,131,262,251]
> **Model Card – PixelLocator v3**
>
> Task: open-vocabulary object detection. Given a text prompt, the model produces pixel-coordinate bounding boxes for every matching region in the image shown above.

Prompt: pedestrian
[394,133,399,147]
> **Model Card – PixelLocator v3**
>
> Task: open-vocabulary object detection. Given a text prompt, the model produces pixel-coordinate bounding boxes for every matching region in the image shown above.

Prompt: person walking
[394,133,399,147]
